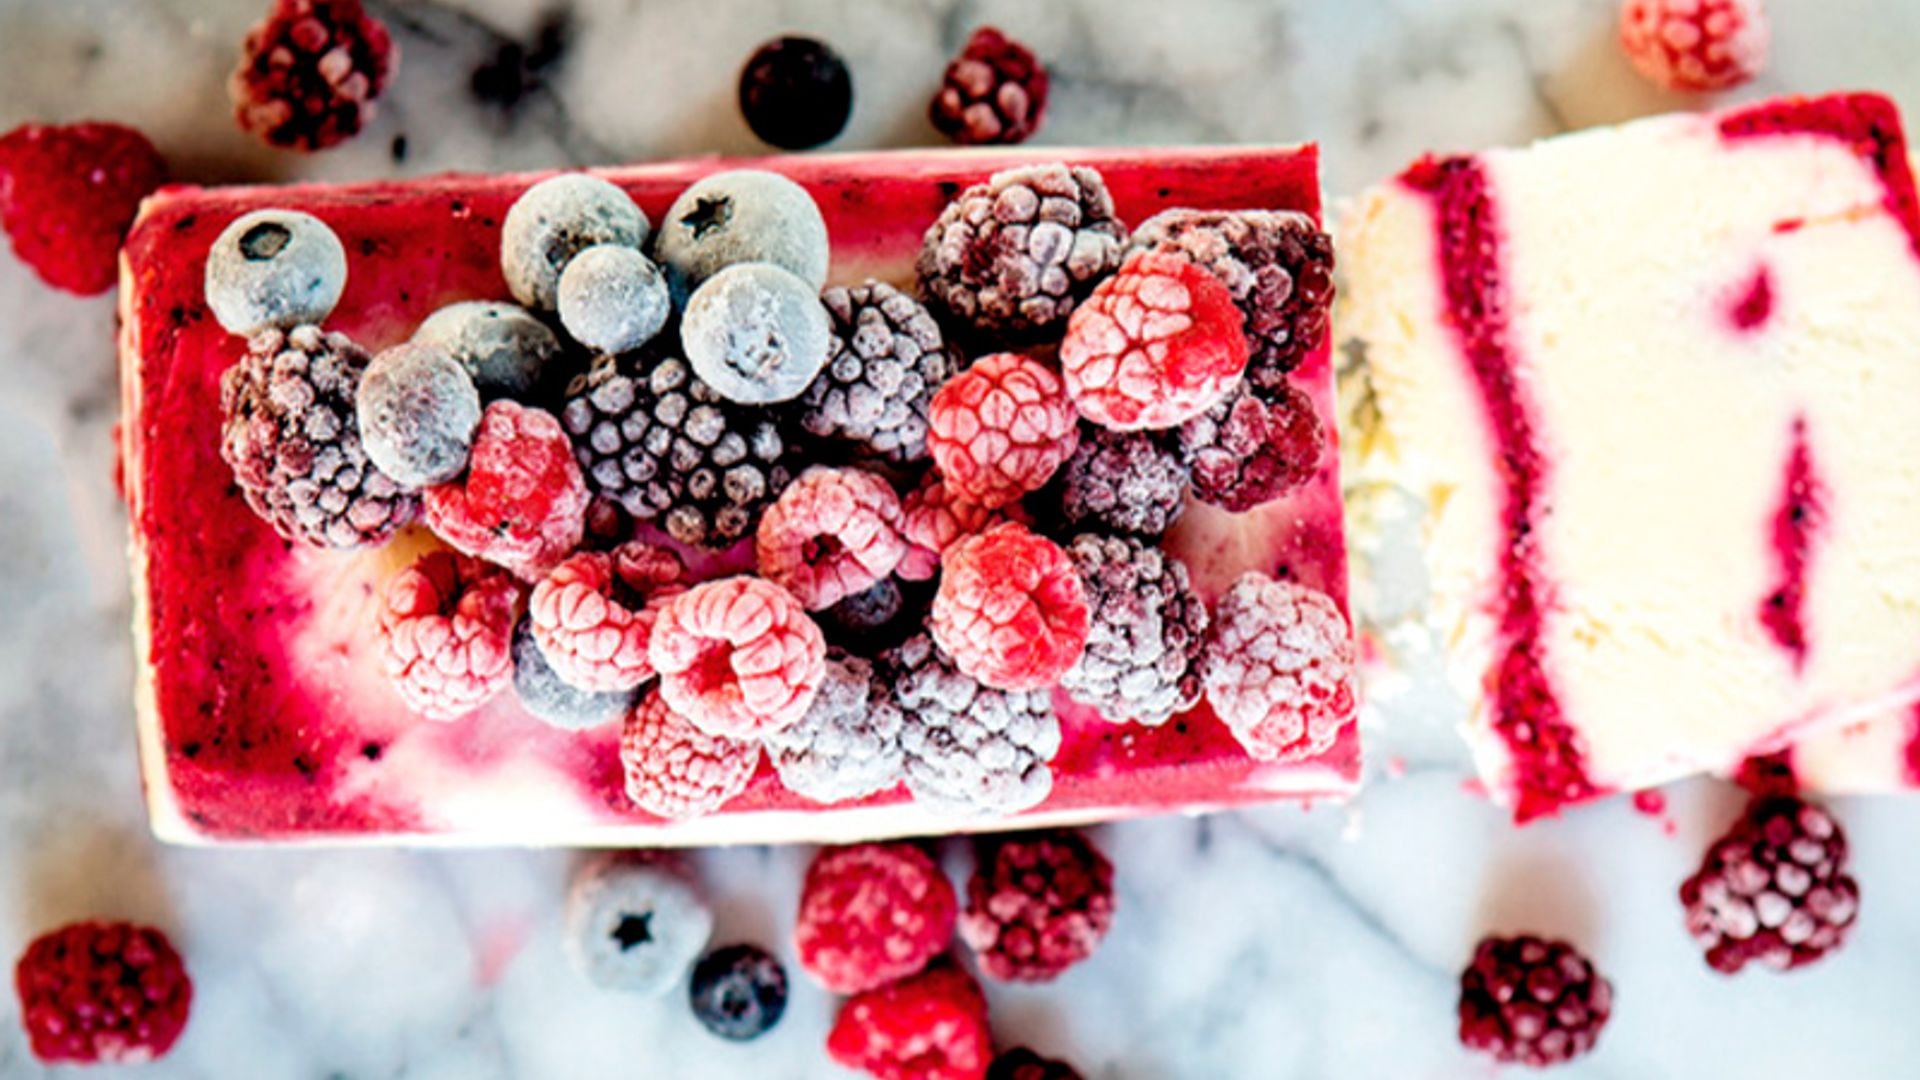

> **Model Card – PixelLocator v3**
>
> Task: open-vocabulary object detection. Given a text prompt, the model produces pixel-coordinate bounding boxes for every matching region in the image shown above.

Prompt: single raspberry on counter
[529,541,686,693]
[1054,425,1190,538]
[800,280,955,467]
[1620,0,1768,93]
[1059,535,1207,727]
[959,830,1115,983]
[1202,572,1356,762]
[796,842,957,995]
[988,1048,1083,1080]
[931,522,1089,691]
[378,552,519,721]
[425,400,589,582]
[0,122,165,295]
[827,961,991,1080]
[689,943,789,1042]
[756,467,907,611]
[1178,382,1325,512]
[918,163,1127,340]
[1060,249,1249,431]
[230,0,398,152]
[930,26,1050,146]
[898,474,1030,582]
[738,35,853,151]
[1458,935,1612,1068]
[887,633,1060,816]
[1680,795,1859,975]
[618,689,761,820]
[766,650,906,805]
[927,352,1080,511]
[648,576,827,738]
[565,852,713,996]
[13,921,192,1065]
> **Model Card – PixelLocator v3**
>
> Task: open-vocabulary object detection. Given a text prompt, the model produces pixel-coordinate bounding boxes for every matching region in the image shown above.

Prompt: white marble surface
[2,0,1920,1076]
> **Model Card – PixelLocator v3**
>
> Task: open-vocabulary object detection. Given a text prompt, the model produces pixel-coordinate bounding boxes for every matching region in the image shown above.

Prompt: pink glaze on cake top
[1758,418,1823,670]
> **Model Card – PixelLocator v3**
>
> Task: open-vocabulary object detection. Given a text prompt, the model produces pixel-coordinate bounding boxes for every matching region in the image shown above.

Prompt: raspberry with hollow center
[0,121,166,296]
[1179,382,1325,512]
[425,400,589,583]
[529,542,686,693]
[931,522,1089,691]
[827,961,990,1080]
[1202,572,1356,762]
[1060,249,1249,430]
[13,921,193,1065]
[1680,795,1859,975]
[379,552,520,721]
[1458,935,1613,1068]
[959,830,1115,983]
[649,576,827,738]
[927,352,1079,510]
[897,473,1030,582]
[619,688,760,820]
[795,842,957,995]
[1619,0,1768,93]
[757,467,907,611]
[230,0,398,152]
[929,26,1050,146]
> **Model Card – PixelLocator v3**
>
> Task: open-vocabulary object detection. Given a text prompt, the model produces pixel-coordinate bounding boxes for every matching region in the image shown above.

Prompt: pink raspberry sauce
[1757,419,1823,670]
[1721,93,1920,256]
[1726,264,1774,332]
[1902,701,1920,788]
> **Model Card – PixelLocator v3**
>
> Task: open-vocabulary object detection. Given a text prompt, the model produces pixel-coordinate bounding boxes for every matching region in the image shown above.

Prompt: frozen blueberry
[204,209,348,336]
[688,943,789,1042]
[413,300,564,399]
[738,36,853,151]
[557,244,672,355]
[653,170,829,299]
[356,342,482,487]
[680,262,831,405]
[565,854,713,997]
[510,615,637,731]
[501,173,650,311]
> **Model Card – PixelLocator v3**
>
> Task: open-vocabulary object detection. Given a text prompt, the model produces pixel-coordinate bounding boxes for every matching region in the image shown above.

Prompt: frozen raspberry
[930,26,1050,146]
[13,921,192,1065]
[827,961,990,1080]
[0,122,165,295]
[205,208,347,336]
[529,542,686,693]
[649,576,827,738]
[1458,935,1613,1068]
[425,400,589,582]
[220,324,419,548]
[766,651,906,805]
[1178,382,1325,512]
[356,341,482,487]
[898,474,1030,582]
[501,174,650,312]
[682,262,833,406]
[565,852,713,996]
[928,352,1080,511]
[988,1049,1083,1080]
[510,615,638,731]
[618,689,760,820]
[959,830,1114,983]
[1202,573,1356,762]
[1060,249,1249,430]
[1620,0,1768,93]
[229,0,397,152]
[918,164,1127,339]
[757,467,907,611]
[378,552,519,721]
[738,36,853,151]
[1055,425,1189,537]
[801,280,955,467]
[887,633,1060,816]
[689,943,789,1041]
[932,522,1089,692]
[1060,535,1207,726]
[796,842,957,995]
[1680,795,1859,975]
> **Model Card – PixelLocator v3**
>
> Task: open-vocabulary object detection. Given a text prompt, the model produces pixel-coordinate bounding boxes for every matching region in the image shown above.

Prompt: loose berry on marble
[795,842,957,995]
[1680,795,1859,975]
[510,614,638,730]
[897,473,1030,582]
[619,688,761,820]
[204,209,348,336]
[356,341,482,487]
[557,243,671,355]
[959,830,1115,983]
[501,173,649,311]
[12,921,192,1065]
[229,0,397,152]
[424,400,589,581]
[1620,0,1768,93]
[0,121,165,295]
[931,522,1089,692]
[377,552,519,721]
[564,852,713,996]
[1054,424,1189,538]
[689,943,789,1042]
[800,280,955,467]
[765,650,906,805]
[1458,935,1613,1068]
[1202,572,1357,762]
[756,467,907,611]
[738,36,853,151]
[917,163,1127,340]
[529,541,686,692]
[988,1048,1084,1080]
[648,576,827,739]
[653,169,830,297]
[930,26,1049,147]
[1178,382,1324,512]
[927,352,1080,510]
[886,633,1060,816]
[826,961,991,1080]
[412,300,563,400]
[681,262,832,405]
[1059,534,1207,726]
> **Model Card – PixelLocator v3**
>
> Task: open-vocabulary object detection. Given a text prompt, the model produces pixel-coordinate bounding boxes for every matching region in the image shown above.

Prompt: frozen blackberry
[738,36,853,151]
[1179,382,1325,512]
[765,651,906,804]
[689,944,789,1042]
[886,633,1060,816]
[557,244,671,356]
[356,342,482,487]
[917,163,1127,340]
[229,0,396,152]
[1458,935,1612,1068]
[413,300,564,400]
[1055,425,1189,537]
[1059,535,1207,726]
[681,262,832,405]
[204,209,347,336]
[1680,795,1859,975]
[501,173,650,311]
[559,354,791,549]
[219,324,419,548]
[510,615,638,731]
[653,169,830,297]
[799,280,954,466]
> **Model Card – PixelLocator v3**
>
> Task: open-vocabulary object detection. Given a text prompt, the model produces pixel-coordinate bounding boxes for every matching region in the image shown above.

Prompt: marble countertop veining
[3,1,1920,1076]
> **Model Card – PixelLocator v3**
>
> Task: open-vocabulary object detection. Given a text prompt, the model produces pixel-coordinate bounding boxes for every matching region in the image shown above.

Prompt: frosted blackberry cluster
[886,634,1060,815]
[800,280,954,465]
[1059,535,1208,726]
[765,651,906,804]
[1055,425,1189,537]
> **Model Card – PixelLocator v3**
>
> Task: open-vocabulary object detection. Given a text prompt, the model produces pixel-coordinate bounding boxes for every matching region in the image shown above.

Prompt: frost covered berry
[648,576,827,738]
[897,474,1030,582]
[557,244,672,355]
[800,280,954,466]
[795,842,957,995]
[229,0,397,152]
[1680,795,1859,975]
[959,830,1115,983]
[930,26,1049,146]
[1059,535,1207,726]
[204,209,347,336]
[500,173,649,311]
[756,467,906,611]
[682,262,832,405]
[424,400,589,582]
[565,853,713,995]
[827,962,991,1080]
[619,690,760,820]
[653,169,830,295]
[378,552,519,720]
[927,352,1079,511]
[1458,935,1613,1068]
[529,541,686,692]
[1055,425,1189,538]
[413,300,562,400]
[1620,0,1768,93]
[510,615,638,731]
[1202,573,1356,762]
[1179,382,1325,512]
[12,921,192,1065]
[887,633,1060,816]
[765,650,906,805]
[931,522,1089,692]
[356,341,482,487]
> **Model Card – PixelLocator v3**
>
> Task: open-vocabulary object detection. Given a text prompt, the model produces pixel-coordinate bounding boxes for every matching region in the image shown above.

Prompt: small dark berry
[1458,935,1612,1068]
[689,943,789,1042]
[738,36,853,151]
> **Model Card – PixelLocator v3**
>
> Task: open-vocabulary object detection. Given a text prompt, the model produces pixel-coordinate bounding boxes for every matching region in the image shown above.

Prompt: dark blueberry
[688,943,788,1041]
[738,36,853,150]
